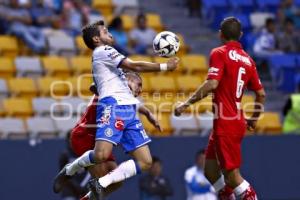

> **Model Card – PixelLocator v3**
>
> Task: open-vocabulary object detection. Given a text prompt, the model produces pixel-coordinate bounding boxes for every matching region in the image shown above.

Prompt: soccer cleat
[88,178,104,200]
[53,164,71,193]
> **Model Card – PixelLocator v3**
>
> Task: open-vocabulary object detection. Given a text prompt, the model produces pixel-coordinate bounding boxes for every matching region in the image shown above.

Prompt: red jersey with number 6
[207,41,263,136]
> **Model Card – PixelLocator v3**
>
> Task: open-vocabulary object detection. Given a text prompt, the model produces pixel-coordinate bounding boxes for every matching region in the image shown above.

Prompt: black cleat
[88,178,104,200]
[53,164,71,193]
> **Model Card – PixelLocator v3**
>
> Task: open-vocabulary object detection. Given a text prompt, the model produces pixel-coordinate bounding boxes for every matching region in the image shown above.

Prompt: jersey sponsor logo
[104,128,113,137]
[98,105,112,127]
[115,118,124,131]
[208,67,219,76]
[107,51,122,60]
[229,50,251,66]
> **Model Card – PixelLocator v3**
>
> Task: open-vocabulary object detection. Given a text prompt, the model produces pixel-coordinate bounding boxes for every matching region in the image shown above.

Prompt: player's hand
[167,57,180,71]
[174,102,189,116]
[246,118,257,132]
[147,113,163,132]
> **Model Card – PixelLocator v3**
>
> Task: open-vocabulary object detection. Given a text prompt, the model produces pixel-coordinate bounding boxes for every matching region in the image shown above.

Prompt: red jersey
[72,95,98,136]
[207,41,263,135]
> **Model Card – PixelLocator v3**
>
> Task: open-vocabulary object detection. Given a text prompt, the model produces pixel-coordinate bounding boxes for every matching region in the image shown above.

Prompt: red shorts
[205,132,244,170]
[70,130,116,162]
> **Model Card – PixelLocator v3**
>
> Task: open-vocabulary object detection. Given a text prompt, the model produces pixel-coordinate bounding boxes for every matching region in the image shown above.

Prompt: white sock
[66,150,95,176]
[233,180,250,197]
[98,159,138,188]
[213,175,226,193]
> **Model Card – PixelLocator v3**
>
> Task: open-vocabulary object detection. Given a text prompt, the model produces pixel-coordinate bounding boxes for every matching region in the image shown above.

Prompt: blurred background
[0,0,299,200]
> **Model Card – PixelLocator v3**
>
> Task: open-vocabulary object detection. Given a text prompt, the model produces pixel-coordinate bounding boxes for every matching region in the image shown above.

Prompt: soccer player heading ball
[53,20,179,200]
[175,17,266,200]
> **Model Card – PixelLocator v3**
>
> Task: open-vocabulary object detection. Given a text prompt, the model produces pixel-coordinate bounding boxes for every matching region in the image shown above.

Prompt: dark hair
[109,17,123,30]
[284,17,294,25]
[265,17,275,26]
[137,13,146,22]
[220,16,242,41]
[195,149,205,158]
[152,156,161,164]
[82,20,105,50]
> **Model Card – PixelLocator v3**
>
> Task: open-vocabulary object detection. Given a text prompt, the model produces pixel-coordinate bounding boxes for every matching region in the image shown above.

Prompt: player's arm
[175,49,224,116]
[138,105,162,132]
[174,80,219,116]
[247,88,266,131]
[246,66,266,131]
[120,57,179,72]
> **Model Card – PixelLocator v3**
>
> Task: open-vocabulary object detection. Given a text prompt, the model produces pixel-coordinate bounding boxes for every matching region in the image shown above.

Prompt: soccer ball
[153,31,180,57]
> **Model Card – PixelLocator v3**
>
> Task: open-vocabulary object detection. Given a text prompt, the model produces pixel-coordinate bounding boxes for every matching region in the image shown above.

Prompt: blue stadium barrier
[1,136,300,200]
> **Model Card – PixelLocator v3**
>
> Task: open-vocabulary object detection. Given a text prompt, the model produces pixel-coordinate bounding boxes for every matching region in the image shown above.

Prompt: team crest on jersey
[229,50,251,66]
[104,128,113,137]
[98,106,112,127]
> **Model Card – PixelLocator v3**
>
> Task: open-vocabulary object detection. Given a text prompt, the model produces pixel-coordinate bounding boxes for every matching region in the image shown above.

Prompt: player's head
[136,13,147,30]
[150,156,162,176]
[265,17,276,33]
[82,20,114,50]
[219,17,242,42]
[126,72,142,97]
[195,149,206,169]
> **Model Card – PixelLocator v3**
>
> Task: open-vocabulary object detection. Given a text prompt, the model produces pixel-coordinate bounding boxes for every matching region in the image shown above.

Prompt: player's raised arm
[120,57,179,72]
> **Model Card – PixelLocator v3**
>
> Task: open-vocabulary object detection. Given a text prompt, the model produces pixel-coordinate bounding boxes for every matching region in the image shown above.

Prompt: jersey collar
[225,41,242,49]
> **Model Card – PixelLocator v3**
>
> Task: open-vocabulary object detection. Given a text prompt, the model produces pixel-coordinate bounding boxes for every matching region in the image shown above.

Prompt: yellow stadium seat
[146,13,163,32]
[192,95,213,113]
[42,56,71,78]
[37,77,70,97]
[139,112,173,136]
[181,54,208,74]
[67,76,93,97]
[128,55,152,62]
[176,75,203,92]
[8,78,38,98]
[140,75,151,93]
[149,75,177,92]
[0,57,15,79]
[242,95,255,114]
[256,112,282,134]
[144,95,175,113]
[76,36,91,55]
[92,0,113,16]
[70,56,91,75]
[0,36,18,57]
[0,100,4,116]
[176,34,189,56]
[121,14,134,31]
[3,98,33,117]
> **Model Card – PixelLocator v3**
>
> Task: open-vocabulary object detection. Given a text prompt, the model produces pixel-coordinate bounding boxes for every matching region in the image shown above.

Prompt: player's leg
[204,134,235,200]
[215,134,258,200]
[89,115,152,192]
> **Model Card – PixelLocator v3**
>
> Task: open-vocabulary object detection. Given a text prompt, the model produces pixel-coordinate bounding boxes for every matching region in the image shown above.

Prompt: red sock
[218,185,235,200]
[240,185,257,200]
